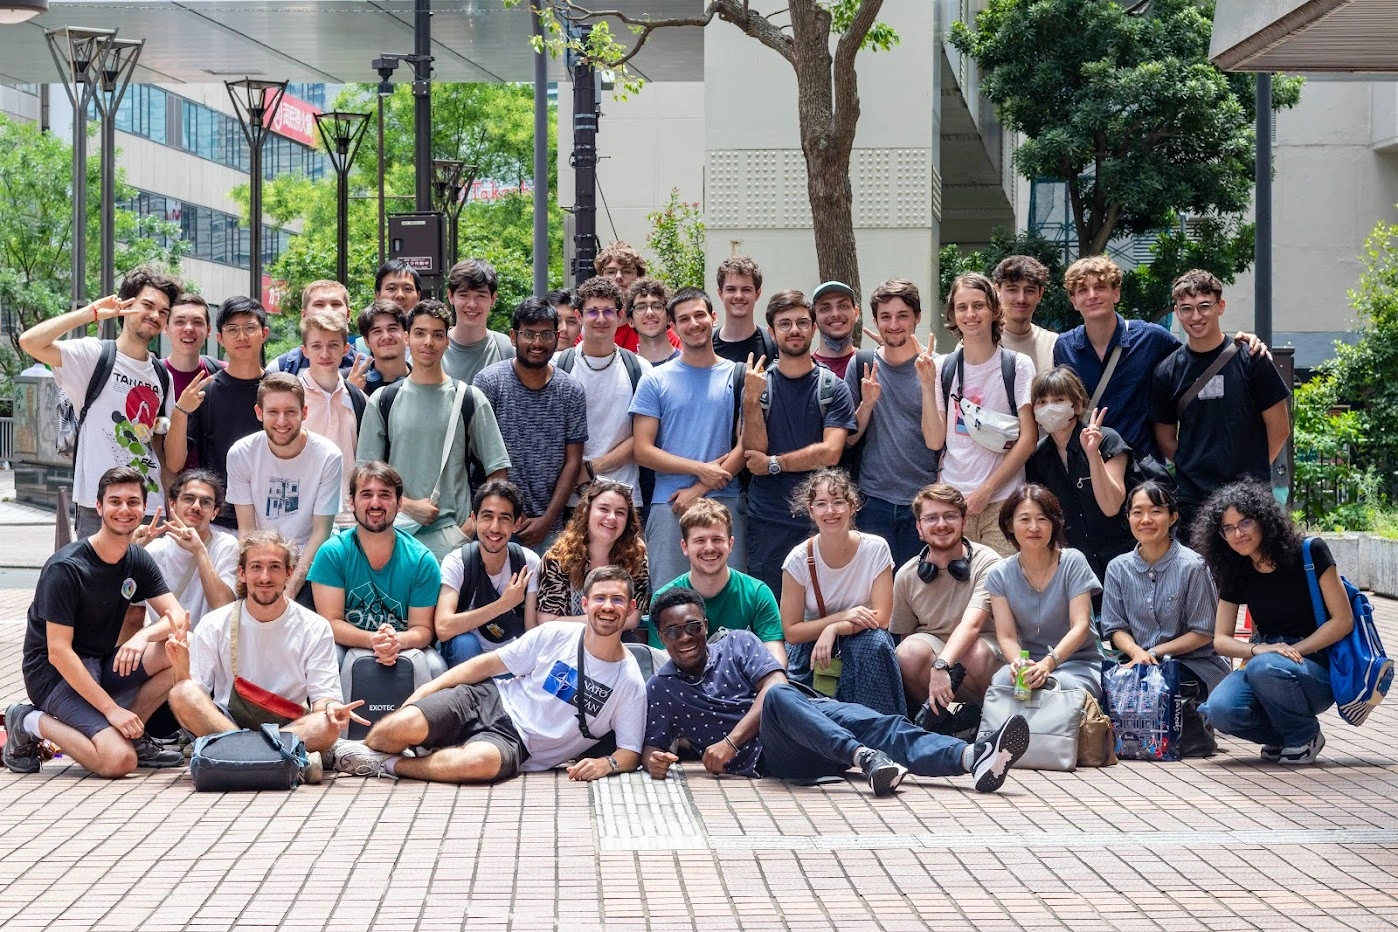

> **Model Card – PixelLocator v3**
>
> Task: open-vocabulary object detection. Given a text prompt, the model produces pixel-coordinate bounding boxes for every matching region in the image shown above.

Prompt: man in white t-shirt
[164,530,366,781]
[555,276,650,507]
[19,267,182,534]
[225,372,343,606]
[436,479,541,667]
[131,468,239,631]
[331,565,646,783]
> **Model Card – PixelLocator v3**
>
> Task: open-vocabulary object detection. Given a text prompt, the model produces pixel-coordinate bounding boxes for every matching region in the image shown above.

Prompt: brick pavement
[0,587,1395,931]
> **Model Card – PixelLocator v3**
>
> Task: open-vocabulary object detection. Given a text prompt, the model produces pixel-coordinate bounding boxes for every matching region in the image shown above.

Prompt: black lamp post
[431,159,469,269]
[92,37,143,336]
[226,78,288,300]
[313,111,370,286]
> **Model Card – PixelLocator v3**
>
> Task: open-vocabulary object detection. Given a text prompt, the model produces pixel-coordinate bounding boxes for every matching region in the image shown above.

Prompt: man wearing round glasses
[130,468,239,633]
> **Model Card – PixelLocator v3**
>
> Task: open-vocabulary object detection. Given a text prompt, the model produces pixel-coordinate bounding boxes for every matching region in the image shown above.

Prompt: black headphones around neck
[917,537,973,584]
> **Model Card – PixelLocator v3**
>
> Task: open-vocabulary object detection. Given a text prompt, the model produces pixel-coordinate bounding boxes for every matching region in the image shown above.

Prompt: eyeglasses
[774,318,813,333]
[1173,301,1217,317]
[1219,517,1257,540]
[658,620,706,643]
[584,307,619,321]
[177,494,216,508]
[919,511,962,526]
[516,329,559,345]
[632,301,665,314]
[587,594,630,609]
[221,323,263,337]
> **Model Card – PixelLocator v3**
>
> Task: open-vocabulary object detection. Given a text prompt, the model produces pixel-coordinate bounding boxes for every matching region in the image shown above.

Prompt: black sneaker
[1278,730,1325,765]
[132,734,185,768]
[969,714,1029,793]
[1260,745,1283,763]
[854,747,908,797]
[3,702,40,774]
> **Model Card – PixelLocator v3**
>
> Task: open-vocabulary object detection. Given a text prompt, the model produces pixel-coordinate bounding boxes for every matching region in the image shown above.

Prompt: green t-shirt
[307,527,441,633]
[355,377,511,533]
[649,569,783,648]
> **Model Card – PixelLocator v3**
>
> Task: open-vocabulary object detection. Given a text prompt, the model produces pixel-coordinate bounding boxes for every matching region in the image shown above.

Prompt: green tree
[951,0,1301,320]
[646,189,706,291]
[0,115,185,404]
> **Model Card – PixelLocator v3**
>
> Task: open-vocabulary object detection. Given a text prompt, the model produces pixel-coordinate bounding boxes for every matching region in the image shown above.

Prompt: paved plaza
[0,506,1395,931]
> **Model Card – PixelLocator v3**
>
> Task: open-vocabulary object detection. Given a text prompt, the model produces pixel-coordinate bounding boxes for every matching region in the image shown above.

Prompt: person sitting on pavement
[987,484,1104,702]
[436,479,541,668]
[164,529,367,782]
[537,479,650,631]
[1195,481,1354,765]
[891,484,1005,728]
[648,498,786,665]
[5,467,185,776]
[330,566,647,784]
[780,468,905,717]
[642,587,1030,796]
[308,462,443,671]
[1100,482,1230,758]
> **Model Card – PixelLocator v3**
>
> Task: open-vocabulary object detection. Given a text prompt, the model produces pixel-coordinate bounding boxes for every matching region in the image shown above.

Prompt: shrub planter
[1317,532,1398,599]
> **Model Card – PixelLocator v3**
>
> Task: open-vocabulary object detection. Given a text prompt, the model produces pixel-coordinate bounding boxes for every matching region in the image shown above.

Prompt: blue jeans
[1201,640,1334,747]
[758,684,966,782]
[747,519,808,598]
[859,496,922,569]
[439,632,485,669]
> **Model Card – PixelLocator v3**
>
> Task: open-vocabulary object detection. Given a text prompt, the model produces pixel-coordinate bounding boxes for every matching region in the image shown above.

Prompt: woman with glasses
[986,484,1103,701]
[1099,481,1229,756]
[779,468,905,717]
[1194,481,1354,764]
[537,479,650,632]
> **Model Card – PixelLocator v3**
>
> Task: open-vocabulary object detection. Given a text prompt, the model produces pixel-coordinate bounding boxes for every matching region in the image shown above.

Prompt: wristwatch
[932,658,952,672]
[768,455,782,475]
[1146,647,1159,661]
[607,754,620,773]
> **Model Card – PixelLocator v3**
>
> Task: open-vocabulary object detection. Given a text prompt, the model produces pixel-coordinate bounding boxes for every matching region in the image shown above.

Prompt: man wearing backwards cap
[811,281,861,379]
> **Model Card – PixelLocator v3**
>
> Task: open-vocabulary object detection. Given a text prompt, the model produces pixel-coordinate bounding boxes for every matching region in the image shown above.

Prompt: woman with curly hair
[780,468,905,717]
[1194,481,1353,764]
[536,479,649,630]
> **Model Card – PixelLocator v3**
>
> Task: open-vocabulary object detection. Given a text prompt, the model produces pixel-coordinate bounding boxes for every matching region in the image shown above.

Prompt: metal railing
[0,415,12,464]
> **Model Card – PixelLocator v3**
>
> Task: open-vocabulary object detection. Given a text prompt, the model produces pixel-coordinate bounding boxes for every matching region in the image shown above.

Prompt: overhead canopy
[0,0,703,86]
[1211,0,1398,73]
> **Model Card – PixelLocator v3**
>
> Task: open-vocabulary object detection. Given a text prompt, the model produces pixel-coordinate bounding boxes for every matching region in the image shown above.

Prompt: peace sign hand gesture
[860,362,882,409]
[176,368,213,415]
[915,350,937,389]
[84,294,135,323]
[744,353,767,400]
[347,353,372,391]
[1080,407,1108,458]
[132,507,166,548]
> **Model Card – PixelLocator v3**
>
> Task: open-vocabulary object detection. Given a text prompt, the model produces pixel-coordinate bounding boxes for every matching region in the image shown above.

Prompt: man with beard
[357,300,511,560]
[225,373,343,607]
[631,288,747,589]
[811,281,860,378]
[5,467,185,776]
[164,529,364,782]
[20,267,180,534]
[740,290,855,596]
[641,588,1029,797]
[473,297,587,550]
[435,479,541,667]
[131,468,239,630]
[308,462,442,670]
[443,258,515,385]
[891,484,1006,720]
[994,256,1058,376]
[331,565,645,783]
[357,299,412,396]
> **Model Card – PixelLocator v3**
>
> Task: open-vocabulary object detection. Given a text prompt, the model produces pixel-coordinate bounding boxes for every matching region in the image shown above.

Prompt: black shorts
[410,680,529,779]
[31,654,152,739]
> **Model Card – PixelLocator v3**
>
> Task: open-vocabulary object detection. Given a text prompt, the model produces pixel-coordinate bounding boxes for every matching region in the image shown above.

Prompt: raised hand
[176,368,213,415]
[325,699,372,729]
[744,352,767,400]
[85,294,134,323]
[915,351,937,389]
[131,507,166,548]
[1080,406,1107,457]
[164,510,205,555]
[860,362,882,408]
[347,353,372,391]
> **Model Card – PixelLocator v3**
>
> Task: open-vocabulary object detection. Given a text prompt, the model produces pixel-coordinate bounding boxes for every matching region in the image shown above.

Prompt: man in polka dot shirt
[641,587,1029,796]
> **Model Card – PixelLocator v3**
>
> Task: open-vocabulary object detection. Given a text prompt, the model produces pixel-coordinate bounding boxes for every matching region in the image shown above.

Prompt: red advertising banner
[261,274,288,314]
[265,89,320,147]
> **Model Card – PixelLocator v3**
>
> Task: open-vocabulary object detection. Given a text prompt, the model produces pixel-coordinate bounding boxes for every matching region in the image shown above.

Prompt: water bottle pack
[1103,659,1183,762]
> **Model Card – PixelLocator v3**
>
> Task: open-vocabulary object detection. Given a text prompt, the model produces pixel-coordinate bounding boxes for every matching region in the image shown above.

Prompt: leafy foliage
[646,190,706,291]
[939,230,1077,333]
[1290,374,1376,531]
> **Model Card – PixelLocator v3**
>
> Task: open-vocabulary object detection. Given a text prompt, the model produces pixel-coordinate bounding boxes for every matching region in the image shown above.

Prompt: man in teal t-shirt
[649,499,785,665]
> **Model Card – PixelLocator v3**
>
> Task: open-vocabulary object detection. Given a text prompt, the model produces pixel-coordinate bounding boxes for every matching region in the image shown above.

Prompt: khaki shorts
[964,506,1014,557]
[905,631,1006,664]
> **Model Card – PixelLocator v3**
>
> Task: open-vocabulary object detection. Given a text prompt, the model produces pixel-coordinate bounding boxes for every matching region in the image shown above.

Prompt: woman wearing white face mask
[1024,366,1134,590]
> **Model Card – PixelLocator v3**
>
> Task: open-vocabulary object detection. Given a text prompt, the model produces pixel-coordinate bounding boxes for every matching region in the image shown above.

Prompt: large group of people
[7,243,1355,798]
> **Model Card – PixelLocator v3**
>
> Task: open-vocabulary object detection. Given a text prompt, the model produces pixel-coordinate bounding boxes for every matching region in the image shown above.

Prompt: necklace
[581,349,619,372]
[1019,552,1058,592]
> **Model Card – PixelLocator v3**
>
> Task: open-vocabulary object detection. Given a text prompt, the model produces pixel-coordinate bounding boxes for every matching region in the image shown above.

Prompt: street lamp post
[226,78,288,300]
[46,27,115,314]
[91,37,143,337]
[431,159,468,269]
[313,111,371,286]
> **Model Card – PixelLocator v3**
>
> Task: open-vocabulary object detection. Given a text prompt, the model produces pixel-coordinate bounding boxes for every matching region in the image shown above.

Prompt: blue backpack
[1302,538,1394,726]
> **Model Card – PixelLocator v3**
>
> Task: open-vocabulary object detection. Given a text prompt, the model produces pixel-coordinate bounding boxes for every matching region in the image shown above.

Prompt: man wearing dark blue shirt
[641,587,1028,796]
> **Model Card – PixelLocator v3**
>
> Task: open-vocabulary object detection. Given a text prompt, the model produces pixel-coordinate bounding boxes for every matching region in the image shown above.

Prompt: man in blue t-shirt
[641,588,1029,796]
[740,289,855,595]
[309,461,442,670]
[631,287,747,590]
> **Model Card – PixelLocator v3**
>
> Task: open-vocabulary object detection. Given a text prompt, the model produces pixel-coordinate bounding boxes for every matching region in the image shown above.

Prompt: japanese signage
[265,89,320,147]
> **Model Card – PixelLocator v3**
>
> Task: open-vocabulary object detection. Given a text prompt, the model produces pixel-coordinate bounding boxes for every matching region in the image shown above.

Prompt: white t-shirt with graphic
[55,337,172,510]
[439,544,542,651]
[934,348,1035,501]
[190,598,342,708]
[494,621,646,772]
[565,350,650,505]
[224,431,343,548]
[143,530,241,627]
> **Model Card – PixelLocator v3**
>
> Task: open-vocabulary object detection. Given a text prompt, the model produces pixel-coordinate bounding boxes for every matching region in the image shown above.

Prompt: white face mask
[1034,401,1077,434]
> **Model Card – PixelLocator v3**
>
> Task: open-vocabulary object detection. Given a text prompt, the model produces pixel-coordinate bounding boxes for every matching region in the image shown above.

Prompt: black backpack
[454,540,529,644]
[939,347,1018,416]
[839,348,880,479]
[376,379,484,483]
[556,346,644,392]
[56,340,172,460]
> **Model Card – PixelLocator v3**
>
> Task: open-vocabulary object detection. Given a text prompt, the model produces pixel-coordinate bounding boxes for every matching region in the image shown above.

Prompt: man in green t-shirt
[650,499,785,665]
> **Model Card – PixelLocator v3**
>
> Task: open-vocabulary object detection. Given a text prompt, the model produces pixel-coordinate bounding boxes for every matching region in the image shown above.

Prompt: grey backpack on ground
[339,647,447,740]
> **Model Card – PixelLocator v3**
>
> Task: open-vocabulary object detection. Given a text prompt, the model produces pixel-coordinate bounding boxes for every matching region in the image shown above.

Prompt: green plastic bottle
[1014,649,1032,700]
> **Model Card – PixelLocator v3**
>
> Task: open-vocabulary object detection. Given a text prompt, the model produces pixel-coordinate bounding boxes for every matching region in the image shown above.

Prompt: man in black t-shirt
[4,467,186,776]
[1151,271,1291,537]
[164,295,270,530]
[713,255,777,365]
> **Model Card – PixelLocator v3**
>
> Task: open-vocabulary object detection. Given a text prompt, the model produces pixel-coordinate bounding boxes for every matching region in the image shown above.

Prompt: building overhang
[1211,0,1398,73]
[0,0,703,87]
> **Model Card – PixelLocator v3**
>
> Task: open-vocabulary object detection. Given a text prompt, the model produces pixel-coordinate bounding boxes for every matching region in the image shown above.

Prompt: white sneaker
[1278,730,1325,765]
[329,740,389,777]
